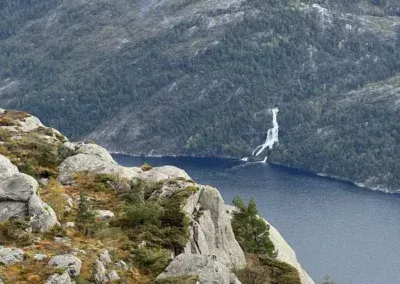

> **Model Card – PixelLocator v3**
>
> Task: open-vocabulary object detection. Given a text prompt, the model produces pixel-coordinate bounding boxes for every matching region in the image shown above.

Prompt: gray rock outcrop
[0,202,26,221]
[0,155,18,178]
[115,260,129,271]
[93,250,120,283]
[139,165,191,182]
[99,249,112,264]
[107,270,120,281]
[16,115,44,132]
[156,183,245,284]
[150,179,195,199]
[93,259,108,284]
[78,143,115,163]
[58,142,190,185]
[95,210,115,220]
[28,194,59,232]
[183,185,246,269]
[45,272,74,284]
[0,246,24,265]
[0,173,38,201]
[0,114,44,133]
[157,254,240,284]
[34,253,47,261]
[48,254,82,276]
[58,143,141,184]
[0,155,58,231]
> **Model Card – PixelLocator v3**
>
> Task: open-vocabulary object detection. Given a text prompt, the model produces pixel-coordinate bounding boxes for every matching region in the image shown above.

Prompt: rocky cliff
[0,110,314,283]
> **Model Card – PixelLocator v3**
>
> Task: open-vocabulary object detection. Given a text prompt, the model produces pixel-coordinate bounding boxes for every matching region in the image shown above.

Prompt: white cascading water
[251,108,279,159]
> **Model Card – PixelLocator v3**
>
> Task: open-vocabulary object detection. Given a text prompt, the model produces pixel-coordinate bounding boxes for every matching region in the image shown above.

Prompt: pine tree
[76,193,95,235]
[232,196,275,255]
[322,275,337,284]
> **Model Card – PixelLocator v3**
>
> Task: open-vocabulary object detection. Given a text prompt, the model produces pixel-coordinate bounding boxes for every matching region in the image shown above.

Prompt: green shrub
[76,193,96,235]
[122,179,163,202]
[124,201,162,228]
[0,218,34,246]
[58,145,76,161]
[93,227,130,243]
[120,183,191,255]
[158,193,190,253]
[0,129,12,141]
[35,126,54,136]
[20,163,38,177]
[235,254,301,284]
[73,172,115,193]
[322,275,338,284]
[232,196,275,255]
[133,247,171,276]
[0,132,62,178]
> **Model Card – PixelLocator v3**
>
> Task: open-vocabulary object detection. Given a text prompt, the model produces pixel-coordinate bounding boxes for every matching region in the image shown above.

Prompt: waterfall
[252,108,279,158]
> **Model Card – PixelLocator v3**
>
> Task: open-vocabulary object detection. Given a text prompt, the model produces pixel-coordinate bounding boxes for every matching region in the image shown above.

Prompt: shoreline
[110,151,399,195]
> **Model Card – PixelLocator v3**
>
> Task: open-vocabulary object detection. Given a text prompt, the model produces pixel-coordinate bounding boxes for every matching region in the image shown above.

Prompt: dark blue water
[113,154,400,284]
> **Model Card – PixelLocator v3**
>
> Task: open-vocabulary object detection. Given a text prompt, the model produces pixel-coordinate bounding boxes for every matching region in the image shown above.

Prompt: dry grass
[141,163,152,171]
[0,110,30,121]
[235,254,301,284]
[0,261,62,284]
[41,179,68,221]
[0,110,30,127]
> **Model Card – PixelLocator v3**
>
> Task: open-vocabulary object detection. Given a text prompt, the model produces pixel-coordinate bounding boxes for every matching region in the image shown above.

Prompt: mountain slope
[0,109,313,284]
[1,0,400,191]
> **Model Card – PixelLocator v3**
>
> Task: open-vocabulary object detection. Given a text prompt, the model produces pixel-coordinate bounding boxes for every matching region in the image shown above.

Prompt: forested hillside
[1,0,400,191]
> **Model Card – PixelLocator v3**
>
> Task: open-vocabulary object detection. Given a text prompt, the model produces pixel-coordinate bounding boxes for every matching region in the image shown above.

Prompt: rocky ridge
[0,110,314,283]
[0,111,59,232]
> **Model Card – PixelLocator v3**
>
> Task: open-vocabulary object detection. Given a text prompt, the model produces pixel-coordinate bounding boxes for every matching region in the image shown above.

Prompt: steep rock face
[157,185,247,283]
[225,205,314,284]
[266,220,314,284]
[184,186,246,269]
[0,154,58,231]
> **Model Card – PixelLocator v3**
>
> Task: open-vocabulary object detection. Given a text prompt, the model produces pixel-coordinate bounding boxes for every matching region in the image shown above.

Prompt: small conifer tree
[77,193,95,235]
[232,196,275,255]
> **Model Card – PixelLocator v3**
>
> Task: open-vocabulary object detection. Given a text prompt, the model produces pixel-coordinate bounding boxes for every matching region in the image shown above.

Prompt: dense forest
[1,0,400,191]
